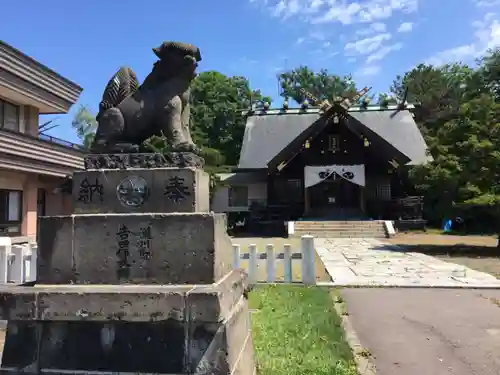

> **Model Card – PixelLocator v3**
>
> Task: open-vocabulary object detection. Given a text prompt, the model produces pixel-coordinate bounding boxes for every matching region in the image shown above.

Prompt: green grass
[248,285,357,375]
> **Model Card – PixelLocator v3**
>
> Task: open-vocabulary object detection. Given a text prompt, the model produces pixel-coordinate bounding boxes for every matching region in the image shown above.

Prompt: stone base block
[37,212,232,284]
[72,167,210,214]
[0,271,255,375]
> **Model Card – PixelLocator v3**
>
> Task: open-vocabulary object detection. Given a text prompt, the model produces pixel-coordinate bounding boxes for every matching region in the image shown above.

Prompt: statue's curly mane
[97,67,139,120]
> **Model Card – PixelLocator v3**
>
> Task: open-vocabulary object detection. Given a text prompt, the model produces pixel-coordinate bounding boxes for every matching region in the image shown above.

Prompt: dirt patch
[386,233,500,279]
[386,233,498,247]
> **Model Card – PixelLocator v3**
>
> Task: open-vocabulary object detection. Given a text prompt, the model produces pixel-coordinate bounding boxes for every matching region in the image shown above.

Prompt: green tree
[390,63,479,139]
[476,48,500,101]
[190,71,271,166]
[388,51,500,234]
[72,105,97,149]
[376,93,398,105]
[409,94,500,223]
[278,66,358,105]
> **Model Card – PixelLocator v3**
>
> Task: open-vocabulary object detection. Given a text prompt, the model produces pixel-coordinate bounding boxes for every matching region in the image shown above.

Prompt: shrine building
[212,102,431,235]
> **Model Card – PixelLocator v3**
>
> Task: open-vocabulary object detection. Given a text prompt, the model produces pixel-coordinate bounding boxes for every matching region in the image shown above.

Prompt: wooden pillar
[303,166,309,216]
[304,187,309,216]
[359,186,366,214]
[21,176,38,237]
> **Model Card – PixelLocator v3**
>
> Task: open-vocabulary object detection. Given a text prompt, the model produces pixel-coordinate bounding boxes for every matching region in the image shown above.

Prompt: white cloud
[366,42,403,63]
[474,0,500,6]
[356,22,387,36]
[372,22,387,32]
[313,2,362,24]
[272,0,301,18]
[425,13,500,66]
[344,33,392,55]
[356,65,381,75]
[249,0,418,74]
[250,0,419,25]
[309,30,327,40]
[397,22,413,32]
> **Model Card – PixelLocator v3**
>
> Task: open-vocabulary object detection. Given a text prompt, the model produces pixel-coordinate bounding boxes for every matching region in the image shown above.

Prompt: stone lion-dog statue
[91,41,202,154]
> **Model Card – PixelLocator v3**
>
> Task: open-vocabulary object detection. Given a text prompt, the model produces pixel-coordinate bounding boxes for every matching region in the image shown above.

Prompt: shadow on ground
[380,237,500,279]
[381,243,500,257]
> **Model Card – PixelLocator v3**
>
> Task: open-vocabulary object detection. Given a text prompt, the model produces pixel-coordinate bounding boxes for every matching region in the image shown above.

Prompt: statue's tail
[96,67,139,121]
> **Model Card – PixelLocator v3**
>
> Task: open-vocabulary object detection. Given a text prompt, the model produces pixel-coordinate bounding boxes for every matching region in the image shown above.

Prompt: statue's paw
[171,142,199,153]
[187,143,200,154]
[107,143,140,154]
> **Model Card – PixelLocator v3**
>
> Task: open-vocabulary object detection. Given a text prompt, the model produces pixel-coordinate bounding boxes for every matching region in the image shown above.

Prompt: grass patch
[248,285,357,375]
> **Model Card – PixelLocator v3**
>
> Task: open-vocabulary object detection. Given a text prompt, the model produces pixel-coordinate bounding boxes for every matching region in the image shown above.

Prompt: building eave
[0,41,82,113]
[0,128,86,177]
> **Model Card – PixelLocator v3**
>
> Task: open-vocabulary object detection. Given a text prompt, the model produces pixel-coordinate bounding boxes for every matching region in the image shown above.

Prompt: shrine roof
[349,109,431,166]
[237,104,431,170]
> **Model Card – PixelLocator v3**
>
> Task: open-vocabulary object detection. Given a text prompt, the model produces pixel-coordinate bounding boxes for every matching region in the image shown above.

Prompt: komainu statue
[91,41,202,153]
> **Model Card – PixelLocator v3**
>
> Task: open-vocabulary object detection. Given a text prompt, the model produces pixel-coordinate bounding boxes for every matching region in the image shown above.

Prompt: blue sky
[1,0,499,144]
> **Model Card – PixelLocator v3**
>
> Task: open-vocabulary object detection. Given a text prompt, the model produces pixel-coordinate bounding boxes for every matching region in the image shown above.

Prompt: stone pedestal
[37,213,232,284]
[0,153,256,375]
[72,168,210,214]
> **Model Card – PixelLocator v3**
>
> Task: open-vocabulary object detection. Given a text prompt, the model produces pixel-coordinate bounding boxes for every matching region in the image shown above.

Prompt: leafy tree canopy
[390,49,500,229]
[71,105,97,149]
[278,66,358,105]
[190,71,271,166]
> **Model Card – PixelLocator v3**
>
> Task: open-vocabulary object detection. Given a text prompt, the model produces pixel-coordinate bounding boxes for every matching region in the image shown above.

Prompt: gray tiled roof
[238,106,431,169]
[348,110,432,165]
[238,113,320,169]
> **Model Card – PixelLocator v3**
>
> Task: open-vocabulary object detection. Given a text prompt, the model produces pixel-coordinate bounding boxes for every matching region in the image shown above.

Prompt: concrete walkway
[315,238,500,288]
[342,288,500,375]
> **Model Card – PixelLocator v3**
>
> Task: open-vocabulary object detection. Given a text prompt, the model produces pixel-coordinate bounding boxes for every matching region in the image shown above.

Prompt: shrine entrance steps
[289,220,388,238]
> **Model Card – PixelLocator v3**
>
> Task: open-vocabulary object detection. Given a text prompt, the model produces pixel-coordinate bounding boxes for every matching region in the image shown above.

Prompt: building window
[0,99,20,131]
[228,186,248,207]
[0,189,23,236]
[376,182,391,201]
[271,179,302,204]
[328,135,340,152]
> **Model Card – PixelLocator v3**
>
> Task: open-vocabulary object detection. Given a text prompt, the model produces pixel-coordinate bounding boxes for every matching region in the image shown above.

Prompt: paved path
[315,238,500,287]
[342,288,500,375]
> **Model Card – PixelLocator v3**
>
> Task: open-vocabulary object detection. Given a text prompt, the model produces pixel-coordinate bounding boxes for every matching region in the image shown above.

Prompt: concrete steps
[291,220,387,238]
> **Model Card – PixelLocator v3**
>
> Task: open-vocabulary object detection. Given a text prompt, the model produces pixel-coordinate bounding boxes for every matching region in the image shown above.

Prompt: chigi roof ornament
[390,86,409,118]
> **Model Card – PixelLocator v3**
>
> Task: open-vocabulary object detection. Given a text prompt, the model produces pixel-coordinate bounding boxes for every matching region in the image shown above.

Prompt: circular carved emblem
[116,176,148,208]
